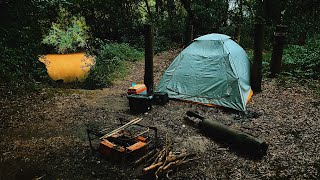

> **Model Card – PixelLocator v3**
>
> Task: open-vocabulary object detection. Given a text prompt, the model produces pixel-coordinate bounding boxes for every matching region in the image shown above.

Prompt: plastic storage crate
[127,94,152,114]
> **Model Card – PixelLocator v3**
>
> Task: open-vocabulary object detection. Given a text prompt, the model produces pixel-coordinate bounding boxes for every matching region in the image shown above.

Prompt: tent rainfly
[156,33,253,111]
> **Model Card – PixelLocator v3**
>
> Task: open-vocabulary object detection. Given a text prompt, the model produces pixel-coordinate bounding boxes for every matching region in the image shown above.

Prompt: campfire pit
[87,118,157,161]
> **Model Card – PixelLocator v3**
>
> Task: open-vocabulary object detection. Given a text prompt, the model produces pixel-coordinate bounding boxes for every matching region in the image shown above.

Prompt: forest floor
[1,49,320,179]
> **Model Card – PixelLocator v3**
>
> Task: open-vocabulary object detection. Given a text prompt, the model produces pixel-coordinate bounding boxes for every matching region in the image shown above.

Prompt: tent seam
[223,41,246,111]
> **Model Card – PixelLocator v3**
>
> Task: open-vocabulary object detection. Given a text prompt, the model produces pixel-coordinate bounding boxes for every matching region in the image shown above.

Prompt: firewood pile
[139,135,198,179]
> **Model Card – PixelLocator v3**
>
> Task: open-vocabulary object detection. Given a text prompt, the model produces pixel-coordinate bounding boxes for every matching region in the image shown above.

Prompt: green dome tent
[156,33,253,111]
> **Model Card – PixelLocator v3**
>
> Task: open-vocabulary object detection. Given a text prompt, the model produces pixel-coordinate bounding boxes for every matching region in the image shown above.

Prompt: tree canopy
[0,0,319,90]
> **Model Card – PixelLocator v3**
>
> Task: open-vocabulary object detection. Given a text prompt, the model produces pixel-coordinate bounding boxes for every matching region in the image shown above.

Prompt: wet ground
[1,50,320,179]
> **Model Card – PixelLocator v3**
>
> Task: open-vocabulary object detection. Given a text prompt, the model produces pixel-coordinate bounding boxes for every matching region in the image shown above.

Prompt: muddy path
[1,49,320,179]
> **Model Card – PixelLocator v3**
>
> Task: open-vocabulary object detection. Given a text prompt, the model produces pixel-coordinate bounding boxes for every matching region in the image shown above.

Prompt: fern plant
[42,8,90,54]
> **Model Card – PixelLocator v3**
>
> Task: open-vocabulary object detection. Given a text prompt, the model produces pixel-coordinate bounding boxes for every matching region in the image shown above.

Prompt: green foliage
[192,0,228,36]
[42,8,90,54]
[246,49,272,75]
[74,0,142,42]
[283,0,320,44]
[247,34,320,79]
[154,36,179,53]
[96,43,144,62]
[2,0,320,93]
[282,35,320,79]
[84,42,144,89]
[0,0,49,92]
[0,42,48,91]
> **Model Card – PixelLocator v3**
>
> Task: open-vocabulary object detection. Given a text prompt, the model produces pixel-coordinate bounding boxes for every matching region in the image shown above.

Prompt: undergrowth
[83,42,144,89]
[247,34,320,80]
[247,34,320,95]
[282,36,320,79]
[0,42,48,92]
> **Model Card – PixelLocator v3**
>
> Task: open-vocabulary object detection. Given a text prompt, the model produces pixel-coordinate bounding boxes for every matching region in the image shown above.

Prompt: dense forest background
[0,0,319,92]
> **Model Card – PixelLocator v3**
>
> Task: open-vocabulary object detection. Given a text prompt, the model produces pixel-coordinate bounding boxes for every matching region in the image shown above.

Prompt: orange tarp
[39,53,94,83]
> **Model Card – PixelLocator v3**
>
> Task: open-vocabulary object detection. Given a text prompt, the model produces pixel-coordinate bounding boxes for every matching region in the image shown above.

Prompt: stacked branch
[142,135,197,179]
[100,118,142,139]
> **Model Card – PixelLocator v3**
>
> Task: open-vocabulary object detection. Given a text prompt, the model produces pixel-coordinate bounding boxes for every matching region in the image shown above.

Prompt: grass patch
[40,87,81,100]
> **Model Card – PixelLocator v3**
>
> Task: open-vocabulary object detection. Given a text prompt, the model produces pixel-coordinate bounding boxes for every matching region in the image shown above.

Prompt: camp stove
[87,118,157,161]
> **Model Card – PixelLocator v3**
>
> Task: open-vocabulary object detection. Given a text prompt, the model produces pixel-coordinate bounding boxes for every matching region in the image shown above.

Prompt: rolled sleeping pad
[186,111,268,157]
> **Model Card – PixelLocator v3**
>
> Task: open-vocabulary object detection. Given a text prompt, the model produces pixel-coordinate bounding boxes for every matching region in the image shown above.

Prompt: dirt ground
[1,49,320,179]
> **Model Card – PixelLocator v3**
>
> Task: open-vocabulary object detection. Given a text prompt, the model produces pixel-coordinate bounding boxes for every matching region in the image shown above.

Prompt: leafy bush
[282,35,320,79]
[96,43,144,62]
[154,35,179,53]
[0,41,48,91]
[42,8,90,54]
[0,0,52,92]
[84,42,144,89]
[247,35,320,79]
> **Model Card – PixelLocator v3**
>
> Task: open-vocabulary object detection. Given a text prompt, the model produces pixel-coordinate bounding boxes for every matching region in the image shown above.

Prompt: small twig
[145,150,161,166]
[152,148,165,165]
[143,162,163,173]
[156,156,199,178]
[100,118,142,139]
[133,149,158,166]
[34,174,46,180]
[157,149,167,163]
[165,133,169,156]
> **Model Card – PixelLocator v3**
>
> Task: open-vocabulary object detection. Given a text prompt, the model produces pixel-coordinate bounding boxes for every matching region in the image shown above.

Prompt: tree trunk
[180,0,194,24]
[144,24,154,96]
[234,26,241,43]
[251,23,264,93]
[234,0,243,43]
[298,32,307,46]
[167,0,175,21]
[144,0,153,20]
[250,0,265,93]
[270,25,287,77]
[185,25,193,45]
[156,0,159,13]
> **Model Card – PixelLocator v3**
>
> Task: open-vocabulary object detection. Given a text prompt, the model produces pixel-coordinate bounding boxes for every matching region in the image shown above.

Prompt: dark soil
[1,49,320,179]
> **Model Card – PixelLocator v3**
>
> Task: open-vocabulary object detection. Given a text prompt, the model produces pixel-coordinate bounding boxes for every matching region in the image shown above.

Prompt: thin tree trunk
[270,25,287,77]
[185,25,193,45]
[234,0,243,42]
[144,24,154,96]
[168,0,175,22]
[250,0,265,93]
[144,0,153,20]
[251,23,264,93]
[156,0,159,13]
[180,0,194,24]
